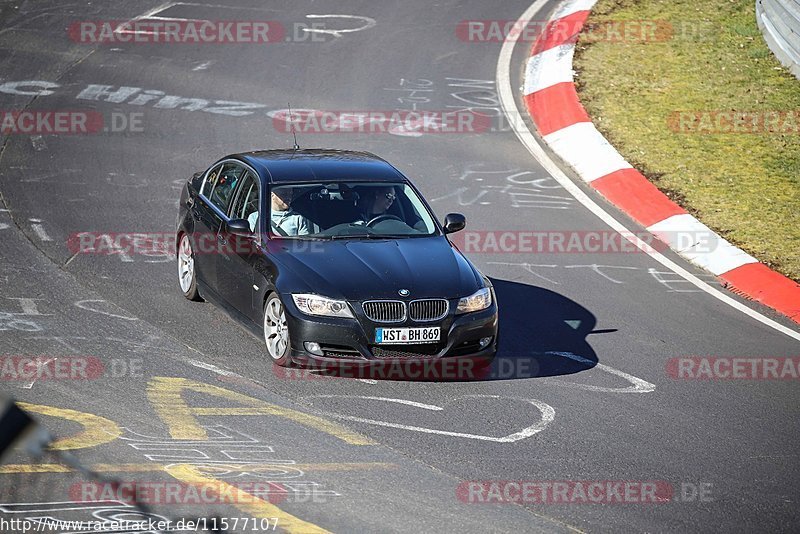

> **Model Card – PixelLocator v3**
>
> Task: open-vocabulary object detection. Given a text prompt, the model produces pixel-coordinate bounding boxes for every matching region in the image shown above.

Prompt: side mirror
[443,213,466,234]
[226,218,254,237]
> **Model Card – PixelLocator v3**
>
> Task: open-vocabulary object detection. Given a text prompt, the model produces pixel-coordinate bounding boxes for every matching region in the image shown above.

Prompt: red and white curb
[521,0,800,323]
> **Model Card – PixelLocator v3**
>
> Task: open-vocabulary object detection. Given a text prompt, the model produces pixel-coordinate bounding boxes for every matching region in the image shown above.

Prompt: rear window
[205,163,245,213]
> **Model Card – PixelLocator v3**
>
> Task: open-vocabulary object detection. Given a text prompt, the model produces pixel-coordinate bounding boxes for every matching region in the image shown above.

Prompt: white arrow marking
[303,394,555,443]
[303,14,376,38]
[311,395,443,411]
[547,351,656,393]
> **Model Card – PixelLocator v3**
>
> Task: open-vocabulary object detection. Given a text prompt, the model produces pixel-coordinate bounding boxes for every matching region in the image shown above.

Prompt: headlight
[292,294,354,318]
[456,287,492,314]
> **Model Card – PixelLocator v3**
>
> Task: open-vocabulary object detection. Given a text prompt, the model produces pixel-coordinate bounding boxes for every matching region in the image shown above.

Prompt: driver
[358,186,397,224]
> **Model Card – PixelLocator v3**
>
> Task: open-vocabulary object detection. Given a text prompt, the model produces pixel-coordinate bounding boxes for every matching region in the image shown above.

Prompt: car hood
[271,236,483,301]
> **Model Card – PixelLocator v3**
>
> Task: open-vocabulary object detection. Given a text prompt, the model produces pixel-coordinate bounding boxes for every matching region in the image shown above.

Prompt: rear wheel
[177,234,201,301]
[264,294,292,366]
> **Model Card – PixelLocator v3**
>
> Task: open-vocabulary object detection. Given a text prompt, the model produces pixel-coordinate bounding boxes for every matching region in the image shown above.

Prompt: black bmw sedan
[176,149,498,371]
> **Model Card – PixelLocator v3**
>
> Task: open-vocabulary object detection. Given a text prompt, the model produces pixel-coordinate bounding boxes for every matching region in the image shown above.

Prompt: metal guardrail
[757,0,800,79]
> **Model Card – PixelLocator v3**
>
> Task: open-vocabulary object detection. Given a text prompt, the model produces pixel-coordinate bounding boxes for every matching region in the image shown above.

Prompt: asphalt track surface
[0,1,798,532]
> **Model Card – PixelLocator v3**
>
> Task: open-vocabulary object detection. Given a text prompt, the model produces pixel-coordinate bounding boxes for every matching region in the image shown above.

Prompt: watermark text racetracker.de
[450,230,671,254]
[456,19,687,43]
[457,480,714,504]
[274,358,493,381]
[0,355,144,381]
[70,480,328,505]
[0,110,143,135]
[668,110,800,134]
[69,20,285,44]
[272,109,491,135]
[667,356,800,380]
[66,232,326,262]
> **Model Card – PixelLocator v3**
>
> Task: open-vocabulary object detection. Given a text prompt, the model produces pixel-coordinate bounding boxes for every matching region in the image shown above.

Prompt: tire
[264,294,292,367]
[177,233,202,301]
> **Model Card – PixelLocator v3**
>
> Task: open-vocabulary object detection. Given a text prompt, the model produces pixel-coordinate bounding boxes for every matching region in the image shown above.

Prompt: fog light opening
[479,337,492,349]
[304,342,323,356]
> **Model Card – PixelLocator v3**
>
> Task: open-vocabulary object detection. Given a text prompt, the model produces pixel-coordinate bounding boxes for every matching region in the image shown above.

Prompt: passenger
[269,187,312,236]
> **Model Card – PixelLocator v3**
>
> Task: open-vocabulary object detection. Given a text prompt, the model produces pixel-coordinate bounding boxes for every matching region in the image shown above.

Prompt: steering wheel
[366,214,403,227]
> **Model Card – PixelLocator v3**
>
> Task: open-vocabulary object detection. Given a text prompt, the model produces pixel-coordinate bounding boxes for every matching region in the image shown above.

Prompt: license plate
[375,327,440,344]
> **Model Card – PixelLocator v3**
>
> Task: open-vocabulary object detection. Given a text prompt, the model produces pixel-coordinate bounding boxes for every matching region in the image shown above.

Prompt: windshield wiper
[325,234,367,240]
[326,233,393,240]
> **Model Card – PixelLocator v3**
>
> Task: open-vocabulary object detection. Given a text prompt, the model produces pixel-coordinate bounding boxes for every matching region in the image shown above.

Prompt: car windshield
[268,182,438,239]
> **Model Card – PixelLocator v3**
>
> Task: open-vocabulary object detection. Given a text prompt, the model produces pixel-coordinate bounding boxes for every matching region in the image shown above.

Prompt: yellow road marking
[165,463,331,534]
[147,377,374,445]
[0,462,396,474]
[17,402,121,450]
[0,464,73,473]
[8,393,379,534]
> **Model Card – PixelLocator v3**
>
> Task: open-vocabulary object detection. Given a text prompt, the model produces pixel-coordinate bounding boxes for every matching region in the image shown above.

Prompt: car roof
[230,149,407,184]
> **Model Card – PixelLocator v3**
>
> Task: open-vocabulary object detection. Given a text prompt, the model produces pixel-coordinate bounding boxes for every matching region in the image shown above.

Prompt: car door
[216,169,262,320]
[189,162,224,287]
[193,161,245,298]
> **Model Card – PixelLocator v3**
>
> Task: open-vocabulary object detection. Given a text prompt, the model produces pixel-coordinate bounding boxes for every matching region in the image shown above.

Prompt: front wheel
[264,294,292,367]
[177,234,202,301]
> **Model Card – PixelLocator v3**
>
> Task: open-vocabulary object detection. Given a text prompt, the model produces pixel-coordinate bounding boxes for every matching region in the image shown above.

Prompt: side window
[229,171,261,232]
[208,162,245,214]
[201,164,223,196]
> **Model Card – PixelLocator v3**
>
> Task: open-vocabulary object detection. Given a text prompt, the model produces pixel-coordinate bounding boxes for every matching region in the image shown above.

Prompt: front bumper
[282,294,498,375]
